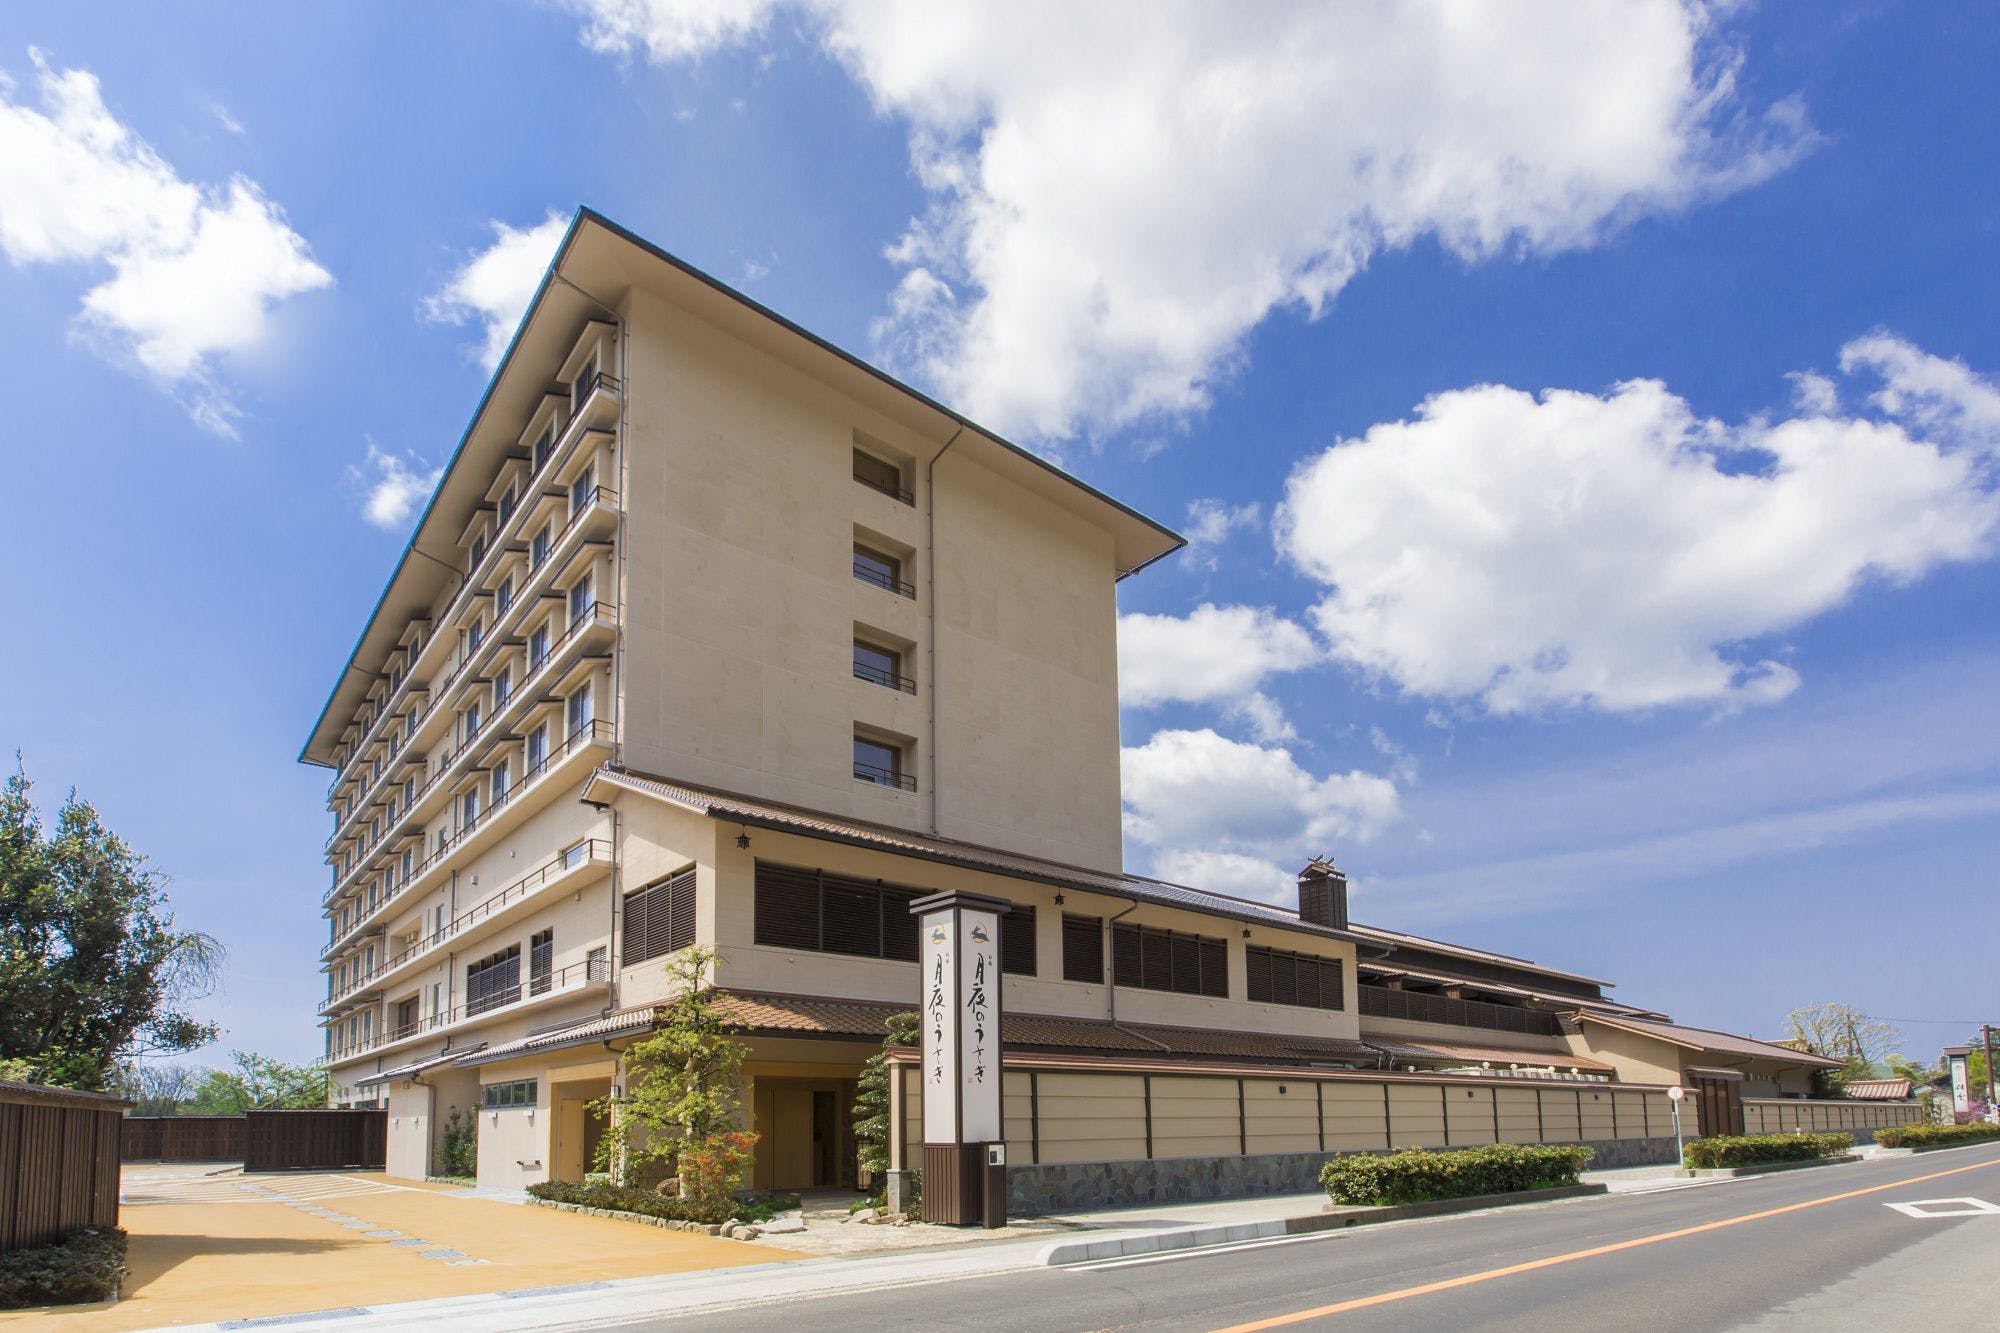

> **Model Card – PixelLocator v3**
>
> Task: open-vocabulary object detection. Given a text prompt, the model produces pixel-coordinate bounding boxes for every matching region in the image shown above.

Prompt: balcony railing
[852,557,916,599]
[854,761,916,792]
[324,956,611,1062]
[1357,983,1562,1037]
[321,716,615,924]
[320,397,617,802]
[322,841,613,1001]
[324,493,621,862]
[853,660,917,694]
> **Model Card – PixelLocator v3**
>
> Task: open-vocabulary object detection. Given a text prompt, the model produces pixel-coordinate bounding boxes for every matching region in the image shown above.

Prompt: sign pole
[1667,1084,1685,1168]
[911,890,1013,1227]
[1985,1025,1997,1121]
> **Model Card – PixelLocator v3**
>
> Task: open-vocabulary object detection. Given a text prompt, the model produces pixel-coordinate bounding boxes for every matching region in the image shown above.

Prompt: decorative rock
[762,1212,805,1234]
[738,1226,761,1240]
[848,1207,877,1224]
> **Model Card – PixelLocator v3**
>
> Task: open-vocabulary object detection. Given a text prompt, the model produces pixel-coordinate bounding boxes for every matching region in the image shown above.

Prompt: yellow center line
[1212,1154,2000,1331]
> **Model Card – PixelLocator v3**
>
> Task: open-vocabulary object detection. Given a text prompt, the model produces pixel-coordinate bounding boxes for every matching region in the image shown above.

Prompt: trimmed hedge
[0,1228,127,1310]
[1873,1122,2000,1149]
[1320,1144,1594,1207]
[1682,1132,1852,1169]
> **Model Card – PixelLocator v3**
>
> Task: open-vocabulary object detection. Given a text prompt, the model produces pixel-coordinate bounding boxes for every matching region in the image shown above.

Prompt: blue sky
[2,3,1995,1067]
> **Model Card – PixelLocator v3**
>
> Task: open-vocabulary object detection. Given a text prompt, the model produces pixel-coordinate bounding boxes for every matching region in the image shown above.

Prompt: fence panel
[243,1109,387,1171]
[0,1083,127,1253]
[121,1116,247,1162]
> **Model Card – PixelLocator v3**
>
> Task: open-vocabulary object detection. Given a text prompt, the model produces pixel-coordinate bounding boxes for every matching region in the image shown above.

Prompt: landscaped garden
[1872,1121,2000,1149]
[1320,1143,1595,1207]
[1681,1132,1853,1170]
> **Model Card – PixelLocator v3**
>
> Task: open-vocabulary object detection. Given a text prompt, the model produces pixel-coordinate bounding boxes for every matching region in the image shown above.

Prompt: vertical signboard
[1945,1048,1971,1116]
[911,890,1012,1225]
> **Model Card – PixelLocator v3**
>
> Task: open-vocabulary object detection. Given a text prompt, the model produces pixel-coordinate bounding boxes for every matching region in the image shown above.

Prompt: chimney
[1297,857,1348,930]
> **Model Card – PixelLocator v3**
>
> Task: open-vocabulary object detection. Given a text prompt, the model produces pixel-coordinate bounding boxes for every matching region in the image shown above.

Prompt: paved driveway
[0,1164,782,1330]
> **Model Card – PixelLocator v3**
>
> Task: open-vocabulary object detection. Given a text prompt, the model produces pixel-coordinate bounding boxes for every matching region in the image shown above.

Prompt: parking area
[0,1164,785,1330]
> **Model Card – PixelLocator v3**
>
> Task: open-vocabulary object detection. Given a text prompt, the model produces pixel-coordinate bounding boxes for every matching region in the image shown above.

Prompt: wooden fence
[0,1081,128,1254]
[122,1115,247,1162]
[1742,1098,1925,1135]
[244,1109,386,1171]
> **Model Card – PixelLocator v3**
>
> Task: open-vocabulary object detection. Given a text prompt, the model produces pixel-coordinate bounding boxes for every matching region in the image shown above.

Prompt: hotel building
[303,211,1887,1200]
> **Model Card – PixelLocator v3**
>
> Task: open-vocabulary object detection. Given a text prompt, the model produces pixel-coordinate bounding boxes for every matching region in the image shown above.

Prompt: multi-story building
[303,210,1865,1197]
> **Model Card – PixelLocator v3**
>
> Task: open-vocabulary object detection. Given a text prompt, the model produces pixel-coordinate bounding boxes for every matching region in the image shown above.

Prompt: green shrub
[526,1178,787,1226]
[0,1228,127,1310]
[437,1106,477,1179]
[1873,1122,2000,1149]
[1682,1132,1852,1169]
[1320,1144,1594,1207]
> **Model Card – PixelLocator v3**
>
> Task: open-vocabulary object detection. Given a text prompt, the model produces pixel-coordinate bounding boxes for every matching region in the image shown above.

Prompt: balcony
[854,660,917,694]
[320,715,615,945]
[854,760,916,792]
[1358,983,1562,1037]
[325,955,611,1066]
[851,555,915,599]
[320,839,613,1006]
[319,393,618,806]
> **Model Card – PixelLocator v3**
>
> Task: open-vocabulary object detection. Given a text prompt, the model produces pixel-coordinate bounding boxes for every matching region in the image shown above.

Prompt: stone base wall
[1005,1136,1678,1214]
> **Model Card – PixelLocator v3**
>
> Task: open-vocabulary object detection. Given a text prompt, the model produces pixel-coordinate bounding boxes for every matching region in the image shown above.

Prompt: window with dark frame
[1112,922,1227,998]
[1245,945,1343,1011]
[1062,913,1104,984]
[482,1079,538,1109]
[852,448,912,503]
[529,929,553,995]
[625,865,697,965]
[853,734,913,791]
[752,861,921,962]
[852,543,914,598]
[465,944,520,1016]
[853,639,915,693]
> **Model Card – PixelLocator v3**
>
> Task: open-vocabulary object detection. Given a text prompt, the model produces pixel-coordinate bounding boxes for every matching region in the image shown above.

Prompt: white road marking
[1884,1197,2000,1218]
[1063,1230,1343,1272]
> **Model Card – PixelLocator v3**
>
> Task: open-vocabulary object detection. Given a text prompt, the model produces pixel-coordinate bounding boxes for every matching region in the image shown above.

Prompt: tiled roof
[587,766,1374,945]
[452,1006,659,1068]
[1367,1038,1614,1074]
[710,992,909,1040]
[1348,923,1613,988]
[356,1045,486,1086]
[1843,1078,1914,1101]
[1572,1012,1844,1068]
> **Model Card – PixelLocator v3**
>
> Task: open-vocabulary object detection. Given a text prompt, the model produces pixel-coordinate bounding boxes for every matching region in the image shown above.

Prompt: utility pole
[1985,1024,1997,1118]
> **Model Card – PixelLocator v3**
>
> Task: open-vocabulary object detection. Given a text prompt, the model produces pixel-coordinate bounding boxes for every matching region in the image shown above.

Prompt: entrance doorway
[752,1077,858,1190]
[551,1078,612,1182]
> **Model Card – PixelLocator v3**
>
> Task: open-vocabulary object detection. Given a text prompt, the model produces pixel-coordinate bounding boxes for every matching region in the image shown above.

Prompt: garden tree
[598,946,756,1204]
[1784,1002,1901,1095]
[853,1010,920,1180]
[111,1061,199,1115]
[0,768,223,1090]
[184,1052,329,1114]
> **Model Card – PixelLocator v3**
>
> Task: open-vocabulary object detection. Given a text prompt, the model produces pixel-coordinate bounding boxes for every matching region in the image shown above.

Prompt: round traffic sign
[1667,1085,1685,1101]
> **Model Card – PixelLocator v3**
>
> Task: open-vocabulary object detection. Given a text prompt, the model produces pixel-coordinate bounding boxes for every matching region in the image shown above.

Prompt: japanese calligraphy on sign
[916,895,1007,1145]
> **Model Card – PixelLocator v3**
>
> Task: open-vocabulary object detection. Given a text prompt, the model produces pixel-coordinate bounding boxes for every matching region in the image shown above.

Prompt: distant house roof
[1843,1078,1914,1101]
[1571,1012,1844,1069]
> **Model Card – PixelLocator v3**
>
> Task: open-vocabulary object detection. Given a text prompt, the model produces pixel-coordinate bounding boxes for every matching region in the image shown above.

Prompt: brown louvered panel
[1168,934,1199,993]
[821,874,884,958]
[1245,945,1274,1002]
[665,867,696,952]
[1111,923,1143,988]
[1198,938,1228,997]
[1140,928,1173,991]
[883,887,920,961]
[754,862,822,950]
[1001,904,1036,976]
[1062,914,1104,983]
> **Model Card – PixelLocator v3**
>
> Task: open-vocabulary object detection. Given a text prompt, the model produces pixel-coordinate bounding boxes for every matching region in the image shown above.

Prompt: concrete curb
[1033,1183,1607,1267]
[1872,1139,2000,1157]
[1676,1153,1860,1179]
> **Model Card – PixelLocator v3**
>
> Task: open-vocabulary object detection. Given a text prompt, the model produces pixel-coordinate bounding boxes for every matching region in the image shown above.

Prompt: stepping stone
[364,1229,402,1238]
[419,1249,467,1260]
[389,1238,431,1247]
[447,1259,490,1267]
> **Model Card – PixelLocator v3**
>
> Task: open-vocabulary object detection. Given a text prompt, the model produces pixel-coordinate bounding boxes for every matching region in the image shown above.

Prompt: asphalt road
[622,1144,2000,1331]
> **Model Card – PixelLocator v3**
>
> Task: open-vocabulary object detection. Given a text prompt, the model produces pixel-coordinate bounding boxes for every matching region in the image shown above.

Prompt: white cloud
[1181,497,1262,568]
[565,2,1810,441]
[1277,335,2000,714]
[425,212,569,370]
[1117,603,1320,708]
[351,443,442,530]
[1226,691,1296,744]
[0,49,331,432]
[1123,728,1400,904]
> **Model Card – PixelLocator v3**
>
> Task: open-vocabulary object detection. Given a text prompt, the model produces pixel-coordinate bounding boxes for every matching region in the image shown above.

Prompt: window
[568,574,594,626]
[853,735,913,791]
[566,685,592,737]
[853,640,914,693]
[1002,904,1036,977]
[525,724,547,775]
[490,760,509,805]
[493,665,511,709]
[460,789,478,831]
[625,866,696,964]
[463,701,481,743]
[528,623,550,672]
[406,712,417,740]
[852,543,913,598]
[496,577,513,617]
[498,485,516,526]
[400,849,413,884]
[432,904,447,937]
[571,355,597,408]
[852,448,911,504]
[533,429,553,473]
[531,524,552,568]
[529,929,553,996]
[394,996,419,1038]
[470,533,487,570]
[1112,923,1227,998]
[483,1079,538,1109]
[752,861,920,962]
[571,462,595,516]
[361,1011,372,1043]
[467,618,484,653]
[431,981,443,1017]
[1245,946,1344,1011]
[465,945,520,1015]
